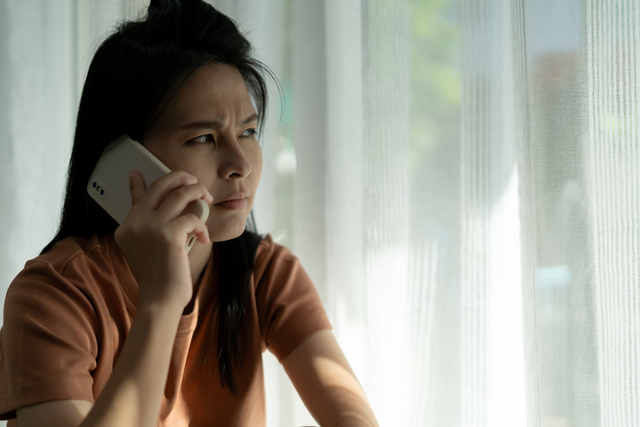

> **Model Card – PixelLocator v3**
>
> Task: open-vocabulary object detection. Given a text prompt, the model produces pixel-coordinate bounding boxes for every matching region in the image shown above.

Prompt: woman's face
[142,63,262,242]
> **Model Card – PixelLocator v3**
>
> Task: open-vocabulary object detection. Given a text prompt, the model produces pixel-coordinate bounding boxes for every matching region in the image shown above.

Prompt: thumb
[129,170,147,205]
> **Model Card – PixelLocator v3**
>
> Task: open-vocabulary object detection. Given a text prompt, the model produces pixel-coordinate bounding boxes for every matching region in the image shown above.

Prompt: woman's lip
[215,192,248,203]
[214,198,247,210]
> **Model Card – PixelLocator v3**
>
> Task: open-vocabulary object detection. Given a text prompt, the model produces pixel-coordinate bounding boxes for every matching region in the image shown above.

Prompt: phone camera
[90,180,107,200]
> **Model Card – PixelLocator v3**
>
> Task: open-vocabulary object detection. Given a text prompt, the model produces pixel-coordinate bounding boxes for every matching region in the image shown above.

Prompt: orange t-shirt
[0,232,331,426]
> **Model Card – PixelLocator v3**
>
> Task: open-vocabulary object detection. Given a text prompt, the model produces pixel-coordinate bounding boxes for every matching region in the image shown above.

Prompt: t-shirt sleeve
[0,256,100,419]
[254,236,332,362]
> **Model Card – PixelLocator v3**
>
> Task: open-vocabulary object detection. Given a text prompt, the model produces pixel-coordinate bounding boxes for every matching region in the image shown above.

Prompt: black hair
[41,0,276,393]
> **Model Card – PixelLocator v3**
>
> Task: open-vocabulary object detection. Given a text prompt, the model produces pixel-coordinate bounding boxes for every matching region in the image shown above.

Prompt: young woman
[0,1,378,426]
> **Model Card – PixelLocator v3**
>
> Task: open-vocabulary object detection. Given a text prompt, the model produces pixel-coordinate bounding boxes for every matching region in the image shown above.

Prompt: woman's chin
[207,218,249,242]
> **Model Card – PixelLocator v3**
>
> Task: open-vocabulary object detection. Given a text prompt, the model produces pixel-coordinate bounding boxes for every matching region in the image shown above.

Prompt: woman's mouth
[214,195,248,210]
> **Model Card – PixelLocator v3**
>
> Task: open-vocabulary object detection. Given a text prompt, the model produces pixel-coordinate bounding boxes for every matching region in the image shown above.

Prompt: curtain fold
[0,0,77,324]
[360,1,412,424]
[459,0,527,422]
[587,0,640,424]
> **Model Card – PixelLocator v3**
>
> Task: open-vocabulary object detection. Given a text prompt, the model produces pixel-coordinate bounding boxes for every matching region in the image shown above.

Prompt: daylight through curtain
[1,1,640,426]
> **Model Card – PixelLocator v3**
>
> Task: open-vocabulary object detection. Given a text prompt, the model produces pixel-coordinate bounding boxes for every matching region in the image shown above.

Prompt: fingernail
[128,171,134,179]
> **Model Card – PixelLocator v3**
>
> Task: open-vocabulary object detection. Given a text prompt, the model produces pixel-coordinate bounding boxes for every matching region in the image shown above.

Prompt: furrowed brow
[180,119,224,131]
[239,113,258,127]
[180,113,258,131]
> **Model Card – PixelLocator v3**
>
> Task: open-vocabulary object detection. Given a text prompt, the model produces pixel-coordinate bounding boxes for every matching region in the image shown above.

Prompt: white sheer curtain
[1,0,639,426]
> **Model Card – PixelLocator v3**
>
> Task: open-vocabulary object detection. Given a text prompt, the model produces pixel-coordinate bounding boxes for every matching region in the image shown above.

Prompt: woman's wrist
[135,294,189,321]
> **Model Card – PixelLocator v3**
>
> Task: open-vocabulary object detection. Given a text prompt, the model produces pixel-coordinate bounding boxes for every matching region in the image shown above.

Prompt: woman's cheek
[251,143,264,184]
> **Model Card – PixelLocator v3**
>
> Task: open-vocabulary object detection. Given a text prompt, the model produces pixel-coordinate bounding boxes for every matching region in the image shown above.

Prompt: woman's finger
[155,184,213,223]
[166,213,211,246]
[128,170,147,206]
[142,170,199,210]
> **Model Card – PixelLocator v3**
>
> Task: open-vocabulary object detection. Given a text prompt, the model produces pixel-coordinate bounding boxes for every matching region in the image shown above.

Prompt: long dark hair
[42,0,275,393]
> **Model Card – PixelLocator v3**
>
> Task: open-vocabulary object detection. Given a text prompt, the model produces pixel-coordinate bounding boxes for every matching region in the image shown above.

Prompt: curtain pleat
[360,1,412,424]
[511,0,541,425]
[588,1,640,425]
[324,0,366,381]
[460,0,526,425]
[0,0,76,324]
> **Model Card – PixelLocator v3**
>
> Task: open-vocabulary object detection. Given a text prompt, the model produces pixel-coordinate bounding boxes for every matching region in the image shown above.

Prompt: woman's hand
[114,170,213,311]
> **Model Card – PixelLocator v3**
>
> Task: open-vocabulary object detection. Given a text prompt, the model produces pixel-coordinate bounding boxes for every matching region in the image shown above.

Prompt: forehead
[154,63,255,129]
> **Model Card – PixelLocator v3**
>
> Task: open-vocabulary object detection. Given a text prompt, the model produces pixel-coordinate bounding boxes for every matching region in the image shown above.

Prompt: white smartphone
[87,135,209,252]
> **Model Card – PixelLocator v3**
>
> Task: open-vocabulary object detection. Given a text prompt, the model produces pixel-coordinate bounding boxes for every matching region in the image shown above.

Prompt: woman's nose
[217,136,253,179]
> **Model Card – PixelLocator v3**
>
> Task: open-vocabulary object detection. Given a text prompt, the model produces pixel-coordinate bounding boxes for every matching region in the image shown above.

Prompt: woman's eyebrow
[180,113,258,130]
[240,113,258,126]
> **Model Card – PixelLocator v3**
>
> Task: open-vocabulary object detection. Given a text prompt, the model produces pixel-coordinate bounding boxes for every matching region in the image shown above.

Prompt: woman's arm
[17,302,184,427]
[16,170,212,427]
[282,330,379,427]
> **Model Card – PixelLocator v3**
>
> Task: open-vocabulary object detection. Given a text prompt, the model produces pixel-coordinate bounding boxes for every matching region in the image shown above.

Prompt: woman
[0,1,379,426]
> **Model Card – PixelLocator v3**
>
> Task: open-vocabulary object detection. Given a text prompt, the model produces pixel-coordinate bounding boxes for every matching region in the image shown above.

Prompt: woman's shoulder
[23,233,112,278]
[255,234,300,258]
[252,234,313,290]
[9,232,120,300]
[255,233,275,256]
[254,234,298,272]
[250,234,331,362]
[36,233,103,266]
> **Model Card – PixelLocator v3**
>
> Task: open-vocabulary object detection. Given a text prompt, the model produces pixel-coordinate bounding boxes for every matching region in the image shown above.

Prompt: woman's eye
[187,134,214,145]
[241,128,257,138]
